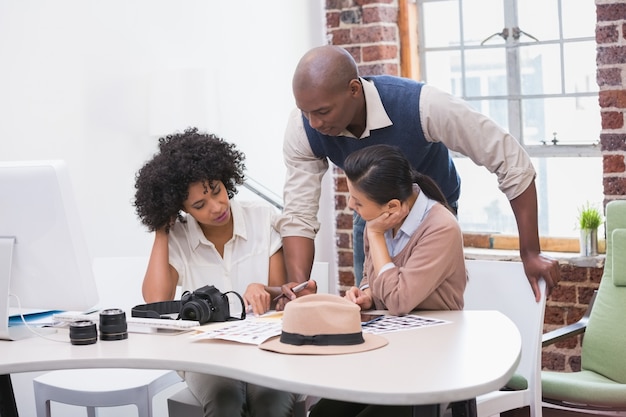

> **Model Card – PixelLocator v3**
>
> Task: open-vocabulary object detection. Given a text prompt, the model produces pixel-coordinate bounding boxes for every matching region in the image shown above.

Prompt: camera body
[180,285,230,324]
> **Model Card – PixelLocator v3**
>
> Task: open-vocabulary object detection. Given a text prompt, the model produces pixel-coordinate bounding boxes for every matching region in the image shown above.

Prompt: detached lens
[69,320,97,345]
[99,308,128,341]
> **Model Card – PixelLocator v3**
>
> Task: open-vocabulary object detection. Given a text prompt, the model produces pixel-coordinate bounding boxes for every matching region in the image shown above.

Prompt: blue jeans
[352,213,366,287]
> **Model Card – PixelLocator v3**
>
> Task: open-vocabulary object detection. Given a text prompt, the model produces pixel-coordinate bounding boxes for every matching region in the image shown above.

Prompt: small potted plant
[577,202,603,256]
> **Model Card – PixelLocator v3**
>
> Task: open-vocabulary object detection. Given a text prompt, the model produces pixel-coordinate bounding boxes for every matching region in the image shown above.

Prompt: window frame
[402,0,601,251]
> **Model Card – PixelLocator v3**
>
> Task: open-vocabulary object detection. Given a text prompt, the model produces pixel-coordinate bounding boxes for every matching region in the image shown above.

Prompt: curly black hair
[133,127,246,232]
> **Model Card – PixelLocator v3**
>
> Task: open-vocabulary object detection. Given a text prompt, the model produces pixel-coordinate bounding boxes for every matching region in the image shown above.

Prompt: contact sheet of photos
[361,315,449,335]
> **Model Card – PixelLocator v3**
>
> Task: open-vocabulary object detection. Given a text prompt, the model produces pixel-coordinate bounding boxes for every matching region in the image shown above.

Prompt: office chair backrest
[582,200,626,384]
[464,259,546,417]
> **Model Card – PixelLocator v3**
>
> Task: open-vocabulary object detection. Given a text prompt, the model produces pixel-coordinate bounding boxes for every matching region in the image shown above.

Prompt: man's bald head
[293,46,358,93]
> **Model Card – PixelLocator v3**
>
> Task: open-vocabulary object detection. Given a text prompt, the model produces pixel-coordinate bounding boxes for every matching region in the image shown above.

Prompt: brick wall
[597,0,626,201]
[324,0,626,371]
[327,0,402,292]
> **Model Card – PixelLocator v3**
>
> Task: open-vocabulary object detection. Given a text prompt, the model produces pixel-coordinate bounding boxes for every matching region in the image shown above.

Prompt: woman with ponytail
[342,143,466,316]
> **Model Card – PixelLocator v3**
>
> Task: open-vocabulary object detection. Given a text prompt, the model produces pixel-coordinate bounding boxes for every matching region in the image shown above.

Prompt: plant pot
[579,228,598,256]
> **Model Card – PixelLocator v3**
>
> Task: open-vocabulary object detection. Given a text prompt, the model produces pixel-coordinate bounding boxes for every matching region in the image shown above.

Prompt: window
[416,0,602,240]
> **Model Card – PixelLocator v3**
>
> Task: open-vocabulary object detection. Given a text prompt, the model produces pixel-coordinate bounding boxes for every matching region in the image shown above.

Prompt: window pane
[455,156,603,238]
[464,48,508,97]
[422,0,461,48]
[564,41,598,93]
[520,44,563,95]
[461,0,504,46]
[562,0,596,39]
[534,157,604,238]
[424,50,462,94]
[523,97,600,145]
[517,0,560,41]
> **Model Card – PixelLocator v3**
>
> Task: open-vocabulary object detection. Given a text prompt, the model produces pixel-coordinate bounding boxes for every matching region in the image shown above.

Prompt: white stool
[33,368,182,417]
[167,385,316,417]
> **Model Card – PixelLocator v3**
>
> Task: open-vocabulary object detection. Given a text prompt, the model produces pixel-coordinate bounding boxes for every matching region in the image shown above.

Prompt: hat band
[280,331,365,347]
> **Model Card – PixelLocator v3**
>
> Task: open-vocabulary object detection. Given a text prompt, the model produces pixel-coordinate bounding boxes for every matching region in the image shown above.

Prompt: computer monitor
[0,160,99,340]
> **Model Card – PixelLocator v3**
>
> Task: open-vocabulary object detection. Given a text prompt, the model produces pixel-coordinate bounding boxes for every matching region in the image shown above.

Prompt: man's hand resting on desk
[274,280,317,311]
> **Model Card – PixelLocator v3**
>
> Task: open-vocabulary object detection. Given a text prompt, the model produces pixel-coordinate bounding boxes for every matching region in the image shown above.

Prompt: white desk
[0,310,520,416]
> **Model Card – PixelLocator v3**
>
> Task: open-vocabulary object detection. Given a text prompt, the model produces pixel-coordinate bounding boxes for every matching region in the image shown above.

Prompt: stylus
[272,280,309,302]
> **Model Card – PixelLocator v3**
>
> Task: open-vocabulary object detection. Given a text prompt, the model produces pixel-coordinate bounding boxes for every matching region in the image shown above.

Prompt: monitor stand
[0,237,56,341]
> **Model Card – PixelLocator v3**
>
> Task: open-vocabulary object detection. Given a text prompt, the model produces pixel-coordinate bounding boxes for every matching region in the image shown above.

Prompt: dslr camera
[180,285,231,324]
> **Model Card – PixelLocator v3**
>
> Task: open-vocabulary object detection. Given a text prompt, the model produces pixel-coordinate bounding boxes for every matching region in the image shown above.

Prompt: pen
[273,280,309,302]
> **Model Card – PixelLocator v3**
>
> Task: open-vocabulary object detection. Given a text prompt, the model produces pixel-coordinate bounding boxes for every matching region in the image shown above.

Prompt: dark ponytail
[344,144,453,213]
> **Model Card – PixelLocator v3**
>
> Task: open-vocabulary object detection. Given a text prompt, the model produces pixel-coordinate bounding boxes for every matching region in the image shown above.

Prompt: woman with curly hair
[133,127,297,417]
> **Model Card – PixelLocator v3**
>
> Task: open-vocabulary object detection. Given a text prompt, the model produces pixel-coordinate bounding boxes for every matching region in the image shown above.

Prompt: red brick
[339,270,355,287]
[549,285,577,303]
[559,265,587,283]
[566,307,587,324]
[336,213,353,230]
[604,154,626,173]
[578,286,599,304]
[597,45,626,65]
[601,133,626,151]
[351,25,397,43]
[337,250,353,267]
[340,8,363,25]
[362,44,398,61]
[336,232,351,249]
[326,11,341,28]
[356,0,395,5]
[542,352,566,371]
[554,336,579,350]
[601,111,624,129]
[604,176,626,194]
[326,0,357,10]
[568,355,582,372]
[597,3,626,22]
[335,176,348,192]
[544,306,566,325]
[596,24,619,44]
[589,266,604,283]
[335,194,347,210]
[597,67,622,86]
[599,90,626,108]
[362,5,397,24]
[359,62,399,76]
[329,28,352,45]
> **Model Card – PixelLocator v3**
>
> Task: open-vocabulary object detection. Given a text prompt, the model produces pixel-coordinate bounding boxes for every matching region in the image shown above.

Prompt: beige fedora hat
[259,293,388,355]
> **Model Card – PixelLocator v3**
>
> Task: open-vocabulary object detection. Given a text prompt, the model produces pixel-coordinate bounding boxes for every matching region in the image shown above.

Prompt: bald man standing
[274,45,559,303]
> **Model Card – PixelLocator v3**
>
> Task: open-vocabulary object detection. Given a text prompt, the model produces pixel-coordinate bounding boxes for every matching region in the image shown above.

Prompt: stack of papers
[190,312,449,345]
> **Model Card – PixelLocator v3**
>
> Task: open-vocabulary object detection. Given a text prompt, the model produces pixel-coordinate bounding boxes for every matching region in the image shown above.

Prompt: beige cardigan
[361,203,467,315]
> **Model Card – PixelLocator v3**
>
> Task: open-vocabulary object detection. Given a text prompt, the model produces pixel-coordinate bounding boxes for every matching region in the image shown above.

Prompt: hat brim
[258,333,388,355]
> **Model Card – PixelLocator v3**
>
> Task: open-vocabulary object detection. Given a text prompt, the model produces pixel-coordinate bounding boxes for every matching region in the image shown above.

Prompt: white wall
[0,0,332,258]
[1,1,338,415]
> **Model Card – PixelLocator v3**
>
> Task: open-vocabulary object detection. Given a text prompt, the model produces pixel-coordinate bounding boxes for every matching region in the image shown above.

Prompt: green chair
[541,200,626,414]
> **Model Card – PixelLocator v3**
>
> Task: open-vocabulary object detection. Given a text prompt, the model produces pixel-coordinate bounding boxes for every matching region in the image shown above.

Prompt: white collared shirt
[167,199,282,294]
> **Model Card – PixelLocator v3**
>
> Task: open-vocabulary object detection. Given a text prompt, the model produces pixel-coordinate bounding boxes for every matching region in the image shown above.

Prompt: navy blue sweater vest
[303,75,460,204]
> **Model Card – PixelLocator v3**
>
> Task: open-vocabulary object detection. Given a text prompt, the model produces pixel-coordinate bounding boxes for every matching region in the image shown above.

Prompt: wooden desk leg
[450,399,477,417]
[0,374,19,417]
[412,404,439,417]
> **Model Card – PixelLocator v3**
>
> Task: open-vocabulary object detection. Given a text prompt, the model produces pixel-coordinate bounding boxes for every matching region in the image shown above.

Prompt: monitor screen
[0,160,99,340]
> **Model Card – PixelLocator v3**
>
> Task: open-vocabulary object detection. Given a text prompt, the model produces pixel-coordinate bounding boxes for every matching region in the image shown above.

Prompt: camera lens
[99,308,128,341]
[69,320,97,345]
[180,301,212,324]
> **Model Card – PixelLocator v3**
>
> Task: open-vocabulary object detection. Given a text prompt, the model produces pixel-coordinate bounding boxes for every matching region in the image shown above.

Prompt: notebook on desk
[8,308,63,326]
